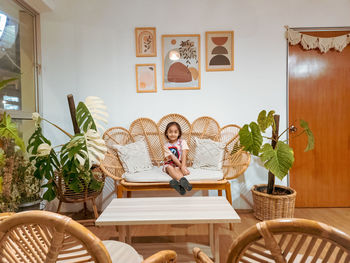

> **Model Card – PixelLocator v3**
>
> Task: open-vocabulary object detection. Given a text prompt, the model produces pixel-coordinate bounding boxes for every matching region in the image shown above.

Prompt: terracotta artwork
[162,34,200,90]
[135,27,156,57]
[206,31,234,71]
[136,64,157,93]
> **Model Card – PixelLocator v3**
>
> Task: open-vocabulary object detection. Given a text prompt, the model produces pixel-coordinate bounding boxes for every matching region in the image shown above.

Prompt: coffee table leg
[126,225,131,243]
[118,225,126,242]
[209,223,214,256]
[214,224,220,263]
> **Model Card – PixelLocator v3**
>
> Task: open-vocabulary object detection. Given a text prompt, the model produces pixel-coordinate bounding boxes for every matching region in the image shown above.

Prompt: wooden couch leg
[218,190,223,196]
[225,182,232,205]
[117,185,124,198]
[127,191,132,198]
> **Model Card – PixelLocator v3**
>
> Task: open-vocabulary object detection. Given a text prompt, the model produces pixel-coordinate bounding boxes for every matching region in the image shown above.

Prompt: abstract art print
[206,31,234,71]
[136,64,157,93]
[162,34,200,90]
[135,27,157,57]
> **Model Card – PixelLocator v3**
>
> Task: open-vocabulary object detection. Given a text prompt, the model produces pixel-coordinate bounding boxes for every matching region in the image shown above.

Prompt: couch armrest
[223,149,251,180]
[100,152,124,181]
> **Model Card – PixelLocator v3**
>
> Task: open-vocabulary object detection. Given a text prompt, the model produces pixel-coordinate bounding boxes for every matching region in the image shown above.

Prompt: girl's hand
[181,165,190,175]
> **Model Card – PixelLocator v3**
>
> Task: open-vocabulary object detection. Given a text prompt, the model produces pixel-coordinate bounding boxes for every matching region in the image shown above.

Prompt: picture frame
[135,27,157,57]
[135,64,157,93]
[162,34,200,90]
[205,31,234,71]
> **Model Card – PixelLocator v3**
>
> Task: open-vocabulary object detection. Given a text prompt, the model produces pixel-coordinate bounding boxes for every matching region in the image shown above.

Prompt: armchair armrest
[142,250,177,263]
[192,247,213,263]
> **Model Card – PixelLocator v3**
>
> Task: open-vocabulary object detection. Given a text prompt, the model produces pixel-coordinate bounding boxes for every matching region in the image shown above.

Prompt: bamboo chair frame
[100,114,250,204]
[193,218,350,263]
[0,211,177,263]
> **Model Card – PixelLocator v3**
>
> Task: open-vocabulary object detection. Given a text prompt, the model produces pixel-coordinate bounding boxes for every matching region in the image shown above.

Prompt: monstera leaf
[0,113,25,151]
[260,141,294,180]
[76,102,97,133]
[27,127,52,156]
[84,96,108,132]
[257,110,275,132]
[300,119,315,152]
[238,122,263,156]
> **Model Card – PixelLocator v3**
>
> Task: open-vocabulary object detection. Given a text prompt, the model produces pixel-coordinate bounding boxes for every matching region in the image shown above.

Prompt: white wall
[39,0,350,210]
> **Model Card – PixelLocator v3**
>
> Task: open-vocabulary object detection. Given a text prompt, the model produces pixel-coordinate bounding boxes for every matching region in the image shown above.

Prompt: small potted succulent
[237,110,314,220]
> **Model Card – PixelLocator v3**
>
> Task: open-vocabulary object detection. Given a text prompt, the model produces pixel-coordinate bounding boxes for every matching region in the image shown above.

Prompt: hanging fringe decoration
[285,26,350,53]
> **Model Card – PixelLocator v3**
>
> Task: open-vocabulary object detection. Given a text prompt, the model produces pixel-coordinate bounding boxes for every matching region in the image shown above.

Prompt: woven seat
[0,211,177,263]
[193,218,350,263]
[100,114,250,204]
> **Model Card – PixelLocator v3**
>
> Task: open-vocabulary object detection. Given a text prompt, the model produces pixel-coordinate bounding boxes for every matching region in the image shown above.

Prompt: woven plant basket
[251,184,297,221]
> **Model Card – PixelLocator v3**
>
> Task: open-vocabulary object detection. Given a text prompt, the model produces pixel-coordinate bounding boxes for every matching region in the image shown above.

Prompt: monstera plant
[27,96,108,201]
[236,110,314,220]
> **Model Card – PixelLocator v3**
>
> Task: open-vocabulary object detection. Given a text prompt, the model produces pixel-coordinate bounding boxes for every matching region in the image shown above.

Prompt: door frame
[286,26,350,186]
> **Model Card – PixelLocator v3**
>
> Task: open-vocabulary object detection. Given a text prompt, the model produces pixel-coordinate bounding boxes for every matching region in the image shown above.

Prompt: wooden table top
[95,196,241,226]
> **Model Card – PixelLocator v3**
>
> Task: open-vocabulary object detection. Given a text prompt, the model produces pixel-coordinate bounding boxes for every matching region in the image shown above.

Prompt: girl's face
[167,125,180,143]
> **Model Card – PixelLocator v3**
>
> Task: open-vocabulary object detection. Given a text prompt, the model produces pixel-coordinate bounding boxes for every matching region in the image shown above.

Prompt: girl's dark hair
[164,122,182,140]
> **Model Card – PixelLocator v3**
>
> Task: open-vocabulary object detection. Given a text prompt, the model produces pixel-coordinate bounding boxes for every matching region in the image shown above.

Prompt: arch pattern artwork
[206,31,234,71]
[162,34,201,90]
[135,27,157,57]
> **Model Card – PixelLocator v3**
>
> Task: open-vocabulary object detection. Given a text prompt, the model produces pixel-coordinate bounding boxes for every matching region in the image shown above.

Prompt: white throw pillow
[192,137,225,171]
[112,140,153,173]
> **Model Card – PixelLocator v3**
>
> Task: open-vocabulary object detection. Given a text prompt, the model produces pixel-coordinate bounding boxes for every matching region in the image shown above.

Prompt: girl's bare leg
[166,166,183,180]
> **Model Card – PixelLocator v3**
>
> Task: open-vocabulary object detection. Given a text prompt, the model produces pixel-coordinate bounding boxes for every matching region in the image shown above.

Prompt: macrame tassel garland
[285,26,350,53]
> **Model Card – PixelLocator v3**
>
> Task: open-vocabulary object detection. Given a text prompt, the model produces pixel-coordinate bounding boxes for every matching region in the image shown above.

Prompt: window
[0,0,39,142]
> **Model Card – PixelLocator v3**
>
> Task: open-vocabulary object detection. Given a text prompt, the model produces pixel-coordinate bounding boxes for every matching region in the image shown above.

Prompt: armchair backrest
[103,113,250,180]
[0,211,111,262]
[229,218,350,262]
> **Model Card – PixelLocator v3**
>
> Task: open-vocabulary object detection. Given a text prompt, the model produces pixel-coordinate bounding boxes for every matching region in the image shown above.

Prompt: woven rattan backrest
[187,116,221,163]
[227,218,350,263]
[158,113,191,142]
[130,118,164,166]
[0,211,111,263]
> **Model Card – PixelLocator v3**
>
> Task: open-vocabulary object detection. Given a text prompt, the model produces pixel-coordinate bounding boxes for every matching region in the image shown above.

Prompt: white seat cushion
[122,166,224,182]
[102,240,143,263]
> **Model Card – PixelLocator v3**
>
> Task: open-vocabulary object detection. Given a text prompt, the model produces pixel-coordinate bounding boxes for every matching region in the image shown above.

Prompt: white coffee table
[96,196,240,262]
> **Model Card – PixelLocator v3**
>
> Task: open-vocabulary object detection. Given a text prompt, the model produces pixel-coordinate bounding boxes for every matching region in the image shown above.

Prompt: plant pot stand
[251,184,296,221]
[55,168,105,224]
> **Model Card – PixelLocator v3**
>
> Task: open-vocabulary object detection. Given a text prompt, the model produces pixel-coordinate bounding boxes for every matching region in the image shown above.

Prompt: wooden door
[289,31,350,207]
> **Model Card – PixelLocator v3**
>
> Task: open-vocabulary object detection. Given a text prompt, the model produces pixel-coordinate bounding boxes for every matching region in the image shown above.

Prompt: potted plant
[27,96,108,212]
[237,110,314,220]
[0,113,42,212]
[0,78,42,212]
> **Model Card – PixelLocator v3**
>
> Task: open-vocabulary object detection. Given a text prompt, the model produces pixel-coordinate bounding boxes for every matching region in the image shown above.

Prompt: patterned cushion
[192,138,225,171]
[112,140,153,173]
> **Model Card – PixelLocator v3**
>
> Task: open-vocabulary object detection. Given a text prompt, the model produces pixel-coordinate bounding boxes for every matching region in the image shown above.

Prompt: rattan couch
[100,114,250,204]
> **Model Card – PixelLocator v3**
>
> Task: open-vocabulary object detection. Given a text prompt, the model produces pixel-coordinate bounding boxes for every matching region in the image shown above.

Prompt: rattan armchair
[193,218,350,263]
[0,211,176,263]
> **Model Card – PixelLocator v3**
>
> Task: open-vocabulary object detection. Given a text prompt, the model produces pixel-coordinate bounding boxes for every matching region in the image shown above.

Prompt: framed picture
[162,34,200,90]
[135,27,157,57]
[205,31,234,71]
[135,64,157,93]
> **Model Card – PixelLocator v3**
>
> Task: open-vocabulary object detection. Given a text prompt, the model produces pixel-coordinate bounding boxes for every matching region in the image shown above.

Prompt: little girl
[163,122,192,195]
